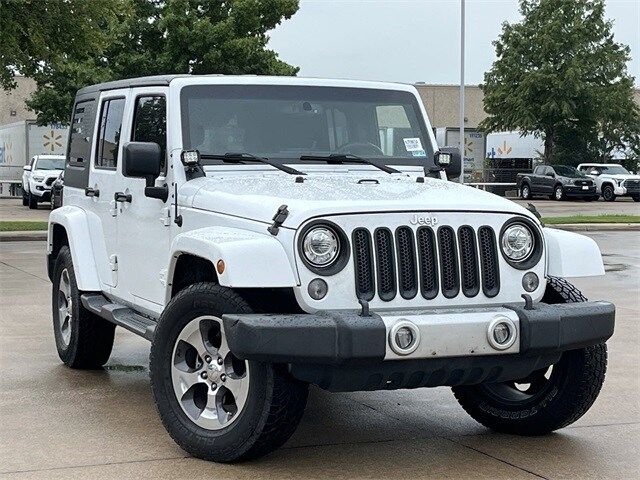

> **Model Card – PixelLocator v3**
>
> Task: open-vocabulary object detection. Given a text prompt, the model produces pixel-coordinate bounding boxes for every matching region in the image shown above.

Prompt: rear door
[87,92,128,288]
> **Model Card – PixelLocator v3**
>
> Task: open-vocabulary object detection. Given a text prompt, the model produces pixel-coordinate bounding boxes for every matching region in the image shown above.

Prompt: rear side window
[131,96,167,172]
[68,100,96,165]
[95,98,126,169]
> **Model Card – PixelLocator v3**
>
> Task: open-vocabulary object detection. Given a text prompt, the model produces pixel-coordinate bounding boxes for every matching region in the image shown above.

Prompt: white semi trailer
[0,120,69,196]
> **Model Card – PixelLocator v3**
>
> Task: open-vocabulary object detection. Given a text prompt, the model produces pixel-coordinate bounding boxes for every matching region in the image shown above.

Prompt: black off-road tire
[632,195,639,202]
[28,192,38,209]
[452,277,607,435]
[22,191,28,206]
[602,184,616,202]
[520,183,532,200]
[52,246,115,368]
[150,282,309,462]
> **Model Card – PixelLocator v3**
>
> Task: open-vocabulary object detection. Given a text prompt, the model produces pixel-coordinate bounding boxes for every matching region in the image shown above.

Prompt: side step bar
[80,293,157,341]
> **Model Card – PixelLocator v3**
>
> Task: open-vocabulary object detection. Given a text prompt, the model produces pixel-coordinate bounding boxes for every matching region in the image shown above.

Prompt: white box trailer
[435,127,486,182]
[0,120,69,196]
[485,131,543,161]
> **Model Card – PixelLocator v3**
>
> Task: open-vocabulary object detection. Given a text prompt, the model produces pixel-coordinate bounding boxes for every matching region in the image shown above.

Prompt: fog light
[487,317,517,350]
[308,278,328,300]
[389,321,420,355]
[522,272,539,292]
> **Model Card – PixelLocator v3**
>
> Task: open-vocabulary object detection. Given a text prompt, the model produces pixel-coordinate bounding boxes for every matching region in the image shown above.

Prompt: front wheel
[150,283,308,462]
[28,192,38,209]
[602,184,616,201]
[452,277,607,435]
[22,190,28,206]
[633,195,639,202]
[520,184,531,200]
[553,184,564,201]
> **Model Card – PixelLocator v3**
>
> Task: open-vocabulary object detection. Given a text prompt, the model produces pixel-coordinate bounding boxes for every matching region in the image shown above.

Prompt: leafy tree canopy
[480,0,639,165]
[3,0,299,124]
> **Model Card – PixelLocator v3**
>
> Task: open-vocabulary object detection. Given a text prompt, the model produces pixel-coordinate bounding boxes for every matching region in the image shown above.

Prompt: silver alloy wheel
[555,186,563,200]
[521,185,530,199]
[171,316,250,430]
[57,268,72,347]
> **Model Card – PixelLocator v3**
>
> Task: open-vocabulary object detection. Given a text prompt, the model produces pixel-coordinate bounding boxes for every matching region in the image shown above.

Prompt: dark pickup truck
[517,165,597,201]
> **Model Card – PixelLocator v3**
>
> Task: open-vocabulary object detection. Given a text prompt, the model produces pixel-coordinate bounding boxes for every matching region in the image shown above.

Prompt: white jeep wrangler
[48,75,615,463]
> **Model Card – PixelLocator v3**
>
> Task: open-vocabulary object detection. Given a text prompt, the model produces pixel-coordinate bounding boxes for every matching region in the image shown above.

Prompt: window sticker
[412,149,426,157]
[403,137,423,152]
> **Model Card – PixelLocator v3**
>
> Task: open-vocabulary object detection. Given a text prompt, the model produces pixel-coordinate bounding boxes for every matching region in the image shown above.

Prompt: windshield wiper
[200,152,305,176]
[299,154,401,174]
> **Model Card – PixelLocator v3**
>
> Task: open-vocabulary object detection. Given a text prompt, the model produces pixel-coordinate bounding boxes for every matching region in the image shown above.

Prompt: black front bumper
[223,301,614,392]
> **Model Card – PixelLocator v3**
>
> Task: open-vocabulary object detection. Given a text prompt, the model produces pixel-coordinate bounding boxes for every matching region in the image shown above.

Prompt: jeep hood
[186,173,536,228]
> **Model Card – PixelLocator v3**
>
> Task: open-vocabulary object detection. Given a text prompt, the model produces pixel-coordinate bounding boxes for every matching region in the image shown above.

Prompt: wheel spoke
[181,320,212,359]
[172,369,204,396]
[224,376,249,411]
[205,390,232,427]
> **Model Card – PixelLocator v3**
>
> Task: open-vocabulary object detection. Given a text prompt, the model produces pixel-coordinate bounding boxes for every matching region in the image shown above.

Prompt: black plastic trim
[374,227,397,301]
[437,226,460,298]
[352,228,375,301]
[477,226,500,298]
[297,220,350,276]
[457,225,480,298]
[498,217,544,270]
[395,226,418,299]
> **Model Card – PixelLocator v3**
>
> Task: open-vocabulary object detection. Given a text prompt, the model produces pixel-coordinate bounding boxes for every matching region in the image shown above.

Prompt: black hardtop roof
[76,74,195,96]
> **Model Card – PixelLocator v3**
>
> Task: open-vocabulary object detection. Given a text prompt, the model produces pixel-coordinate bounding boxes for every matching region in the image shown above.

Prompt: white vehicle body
[48,75,605,350]
[577,163,640,198]
[22,154,65,199]
[46,75,616,462]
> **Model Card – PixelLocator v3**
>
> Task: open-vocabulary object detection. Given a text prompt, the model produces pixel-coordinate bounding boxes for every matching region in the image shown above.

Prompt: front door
[115,91,171,309]
[87,93,128,288]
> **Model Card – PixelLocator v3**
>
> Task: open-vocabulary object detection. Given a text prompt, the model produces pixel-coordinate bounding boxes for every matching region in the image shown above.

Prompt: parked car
[47,75,614,463]
[51,171,64,209]
[22,154,65,209]
[577,163,640,202]
[517,165,596,201]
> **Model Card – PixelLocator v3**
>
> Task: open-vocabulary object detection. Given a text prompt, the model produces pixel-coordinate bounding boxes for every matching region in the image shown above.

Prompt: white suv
[47,75,615,462]
[22,154,65,208]
[577,163,640,202]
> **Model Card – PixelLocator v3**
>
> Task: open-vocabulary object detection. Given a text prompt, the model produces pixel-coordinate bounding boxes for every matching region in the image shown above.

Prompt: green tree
[0,0,121,90]
[480,0,639,164]
[22,0,300,124]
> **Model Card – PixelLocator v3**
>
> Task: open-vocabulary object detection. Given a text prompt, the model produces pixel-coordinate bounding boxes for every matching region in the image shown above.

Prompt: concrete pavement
[0,234,639,479]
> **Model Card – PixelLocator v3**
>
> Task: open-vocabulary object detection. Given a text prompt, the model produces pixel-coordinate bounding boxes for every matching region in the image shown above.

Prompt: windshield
[599,165,631,175]
[180,85,433,168]
[35,157,65,170]
[554,166,584,177]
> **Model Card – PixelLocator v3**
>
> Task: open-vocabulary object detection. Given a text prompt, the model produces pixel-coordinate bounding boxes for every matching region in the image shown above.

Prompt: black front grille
[574,179,593,186]
[624,179,640,193]
[353,225,500,301]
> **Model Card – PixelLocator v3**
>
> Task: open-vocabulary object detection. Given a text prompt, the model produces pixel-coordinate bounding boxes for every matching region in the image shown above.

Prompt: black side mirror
[122,142,168,201]
[434,146,462,178]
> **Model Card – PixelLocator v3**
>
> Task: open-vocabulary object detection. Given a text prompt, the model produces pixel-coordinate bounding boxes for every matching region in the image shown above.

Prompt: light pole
[459,0,466,184]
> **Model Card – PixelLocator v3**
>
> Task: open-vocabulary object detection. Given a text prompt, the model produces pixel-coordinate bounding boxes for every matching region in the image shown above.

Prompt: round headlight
[501,223,534,261]
[302,227,340,267]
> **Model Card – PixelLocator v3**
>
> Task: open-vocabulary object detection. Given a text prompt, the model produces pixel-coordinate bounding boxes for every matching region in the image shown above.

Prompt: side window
[131,96,167,172]
[95,98,126,169]
[68,100,96,165]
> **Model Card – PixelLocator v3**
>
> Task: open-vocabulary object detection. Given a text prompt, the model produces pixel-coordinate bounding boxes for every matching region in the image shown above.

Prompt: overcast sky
[268,0,640,86]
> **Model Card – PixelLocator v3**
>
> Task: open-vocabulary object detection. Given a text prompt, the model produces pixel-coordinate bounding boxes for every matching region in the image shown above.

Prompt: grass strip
[542,214,640,224]
[0,221,48,232]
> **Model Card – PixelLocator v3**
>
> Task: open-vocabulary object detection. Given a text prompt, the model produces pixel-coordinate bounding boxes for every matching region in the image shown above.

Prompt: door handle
[114,192,132,203]
[85,187,100,197]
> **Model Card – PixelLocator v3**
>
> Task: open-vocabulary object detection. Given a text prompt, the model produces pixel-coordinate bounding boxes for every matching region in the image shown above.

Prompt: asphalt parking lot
[0,232,638,479]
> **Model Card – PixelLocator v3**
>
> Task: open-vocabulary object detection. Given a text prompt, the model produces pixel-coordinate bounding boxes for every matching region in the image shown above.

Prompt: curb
[0,230,47,242]
[546,223,640,232]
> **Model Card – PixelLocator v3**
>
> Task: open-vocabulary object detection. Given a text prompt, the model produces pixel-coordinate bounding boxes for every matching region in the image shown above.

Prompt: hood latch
[268,205,289,236]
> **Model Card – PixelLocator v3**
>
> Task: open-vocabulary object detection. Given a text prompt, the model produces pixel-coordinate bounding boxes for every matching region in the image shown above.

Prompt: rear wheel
[452,277,607,435]
[602,184,616,201]
[52,246,115,368]
[150,283,308,462]
[520,184,531,199]
[633,195,639,202]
